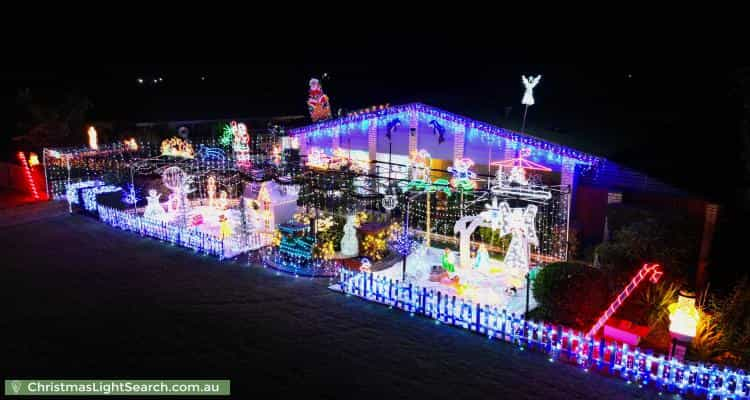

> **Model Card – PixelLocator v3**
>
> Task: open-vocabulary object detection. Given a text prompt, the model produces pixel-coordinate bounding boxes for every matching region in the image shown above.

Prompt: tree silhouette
[14,89,92,148]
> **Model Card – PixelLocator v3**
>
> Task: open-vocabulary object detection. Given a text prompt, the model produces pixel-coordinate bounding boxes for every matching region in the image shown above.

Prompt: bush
[533,262,609,329]
[708,276,750,368]
[595,205,700,285]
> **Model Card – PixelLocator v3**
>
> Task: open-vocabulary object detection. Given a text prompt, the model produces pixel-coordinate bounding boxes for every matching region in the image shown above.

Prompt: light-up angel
[521,75,542,106]
[498,202,538,277]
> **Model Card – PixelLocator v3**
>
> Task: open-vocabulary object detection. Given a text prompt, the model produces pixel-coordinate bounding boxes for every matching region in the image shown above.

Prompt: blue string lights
[98,205,225,258]
[289,103,602,165]
[338,270,750,399]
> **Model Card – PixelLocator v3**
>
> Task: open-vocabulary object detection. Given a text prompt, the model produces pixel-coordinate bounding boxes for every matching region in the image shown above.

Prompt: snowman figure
[340,214,359,257]
[144,189,167,221]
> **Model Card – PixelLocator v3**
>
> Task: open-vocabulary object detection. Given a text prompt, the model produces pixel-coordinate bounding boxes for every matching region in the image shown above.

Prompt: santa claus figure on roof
[307,78,332,122]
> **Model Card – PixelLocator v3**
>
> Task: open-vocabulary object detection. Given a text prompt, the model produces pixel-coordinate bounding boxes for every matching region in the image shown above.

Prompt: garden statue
[340,214,359,258]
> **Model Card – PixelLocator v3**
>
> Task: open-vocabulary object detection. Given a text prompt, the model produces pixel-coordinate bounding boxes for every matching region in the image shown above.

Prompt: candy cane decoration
[17,152,40,200]
[587,263,663,338]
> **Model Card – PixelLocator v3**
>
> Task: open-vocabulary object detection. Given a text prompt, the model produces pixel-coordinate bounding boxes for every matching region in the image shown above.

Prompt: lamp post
[525,272,531,317]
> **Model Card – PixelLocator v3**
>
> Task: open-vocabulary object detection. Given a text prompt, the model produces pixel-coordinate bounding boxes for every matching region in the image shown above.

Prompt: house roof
[288,103,602,165]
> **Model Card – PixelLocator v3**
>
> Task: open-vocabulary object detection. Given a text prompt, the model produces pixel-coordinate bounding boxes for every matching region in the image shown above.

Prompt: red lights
[17,151,40,200]
[587,263,662,338]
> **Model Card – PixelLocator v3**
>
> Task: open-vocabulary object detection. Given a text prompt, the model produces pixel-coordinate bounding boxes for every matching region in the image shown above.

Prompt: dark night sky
[1,63,742,201]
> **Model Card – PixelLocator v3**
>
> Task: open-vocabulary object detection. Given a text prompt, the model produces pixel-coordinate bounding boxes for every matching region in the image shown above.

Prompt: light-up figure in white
[409,150,431,182]
[162,166,195,226]
[88,126,98,150]
[474,243,490,271]
[340,214,359,257]
[521,75,542,106]
[498,202,539,277]
[207,176,217,208]
[144,189,167,221]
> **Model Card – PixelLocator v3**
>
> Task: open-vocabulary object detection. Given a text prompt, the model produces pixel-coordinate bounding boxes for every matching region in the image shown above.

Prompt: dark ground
[0,201,657,399]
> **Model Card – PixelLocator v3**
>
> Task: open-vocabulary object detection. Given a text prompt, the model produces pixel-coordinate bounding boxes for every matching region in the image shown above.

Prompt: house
[243,180,299,232]
[288,103,718,286]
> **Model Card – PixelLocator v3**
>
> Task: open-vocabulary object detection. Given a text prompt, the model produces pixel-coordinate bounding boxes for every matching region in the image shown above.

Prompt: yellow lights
[668,291,700,339]
[27,152,40,167]
[160,137,194,158]
[123,138,138,151]
[87,126,98,150]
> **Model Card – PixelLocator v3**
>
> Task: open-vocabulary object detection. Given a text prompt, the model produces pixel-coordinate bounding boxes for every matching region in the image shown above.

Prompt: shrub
[533,262,609,329]
[632,281,681,327]
[709,277,750,368]
[595,205,701,285]
[688,310,724,363]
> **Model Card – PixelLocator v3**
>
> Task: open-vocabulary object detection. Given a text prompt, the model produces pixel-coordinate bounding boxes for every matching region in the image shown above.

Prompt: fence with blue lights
[338,269,750,399]
[97,206,225,258]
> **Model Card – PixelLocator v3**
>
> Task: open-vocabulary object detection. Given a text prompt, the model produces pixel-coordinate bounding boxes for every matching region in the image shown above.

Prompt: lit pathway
[0,202,652,399]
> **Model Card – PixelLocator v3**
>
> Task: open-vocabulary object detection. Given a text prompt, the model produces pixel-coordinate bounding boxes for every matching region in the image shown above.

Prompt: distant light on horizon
[137,78,144,84]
